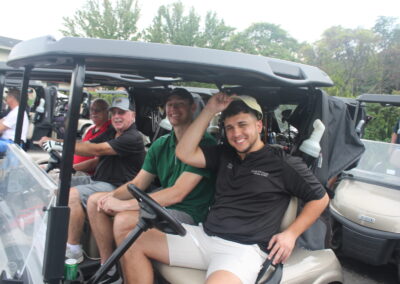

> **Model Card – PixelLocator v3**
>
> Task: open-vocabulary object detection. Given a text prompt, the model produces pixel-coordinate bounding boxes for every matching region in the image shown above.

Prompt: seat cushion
[154,247,342,284]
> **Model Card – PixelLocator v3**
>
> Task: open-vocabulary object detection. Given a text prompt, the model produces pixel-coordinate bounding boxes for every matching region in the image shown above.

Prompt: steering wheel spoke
[128,184,186,236]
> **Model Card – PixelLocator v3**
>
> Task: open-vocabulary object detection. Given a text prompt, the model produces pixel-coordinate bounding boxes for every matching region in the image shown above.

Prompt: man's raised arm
[176,92,232,168]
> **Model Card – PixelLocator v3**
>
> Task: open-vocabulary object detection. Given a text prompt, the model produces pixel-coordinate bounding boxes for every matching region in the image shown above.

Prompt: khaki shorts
[71,176,116,207]
[166,224,267,284]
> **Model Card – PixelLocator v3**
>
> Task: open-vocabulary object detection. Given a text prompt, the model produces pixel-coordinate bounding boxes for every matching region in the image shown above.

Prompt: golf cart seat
[155,196,343,284]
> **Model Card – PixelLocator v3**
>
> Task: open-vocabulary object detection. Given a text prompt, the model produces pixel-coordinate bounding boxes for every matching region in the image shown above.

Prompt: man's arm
[391,132,398,144]
[74,141,117,156]
[98,170,156,213]
[72,157,99,172]
[0,120,9,134]
[267,193,329,264]
[100,171,203,214]
[149,171,202,206]
[35,136,63,147]
[176,92,232,168]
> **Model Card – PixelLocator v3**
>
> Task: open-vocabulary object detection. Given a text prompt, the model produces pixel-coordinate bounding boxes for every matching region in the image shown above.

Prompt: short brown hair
[165,88,194,105]
[6,88,21,103]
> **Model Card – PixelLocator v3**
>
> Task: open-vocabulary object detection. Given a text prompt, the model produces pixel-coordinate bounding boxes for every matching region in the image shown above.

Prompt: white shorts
[166,224,267,284]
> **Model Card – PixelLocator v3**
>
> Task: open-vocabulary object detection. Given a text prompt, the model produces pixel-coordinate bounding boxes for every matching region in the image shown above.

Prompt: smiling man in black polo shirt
[123,93,329,284]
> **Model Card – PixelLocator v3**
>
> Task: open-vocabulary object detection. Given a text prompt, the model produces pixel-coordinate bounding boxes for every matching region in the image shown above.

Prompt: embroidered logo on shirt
[227,163,233,169]
[251,170,269,178]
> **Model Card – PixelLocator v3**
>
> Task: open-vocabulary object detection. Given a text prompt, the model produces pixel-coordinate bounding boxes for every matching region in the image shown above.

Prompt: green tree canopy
[144,2,200,45]
[144,1,234,49]
[363,104,400,142]
[60,0,141,40]
[373,16,400,93]
[196,12,235,49]
[227,23,300,60]
[303,26,379,97]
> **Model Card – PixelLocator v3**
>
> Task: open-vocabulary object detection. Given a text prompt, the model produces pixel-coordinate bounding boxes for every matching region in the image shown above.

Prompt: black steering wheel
[127,184,186,236]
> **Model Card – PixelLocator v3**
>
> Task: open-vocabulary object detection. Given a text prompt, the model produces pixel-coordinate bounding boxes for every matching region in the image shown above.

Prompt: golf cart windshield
[346,139,400,189]
[0,144,57,281]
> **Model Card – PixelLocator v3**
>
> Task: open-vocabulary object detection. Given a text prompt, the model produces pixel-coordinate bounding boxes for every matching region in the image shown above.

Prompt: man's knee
[113,211,139,240]
[69,187,81,206]
[87,192,107,213]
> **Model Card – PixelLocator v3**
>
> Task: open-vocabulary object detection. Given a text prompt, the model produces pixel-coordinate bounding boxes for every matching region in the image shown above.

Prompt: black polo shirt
[90,123,145,187]
[200,144,326,250]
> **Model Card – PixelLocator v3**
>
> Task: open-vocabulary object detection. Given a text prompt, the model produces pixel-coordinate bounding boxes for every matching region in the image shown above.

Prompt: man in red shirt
[38,98,110,174]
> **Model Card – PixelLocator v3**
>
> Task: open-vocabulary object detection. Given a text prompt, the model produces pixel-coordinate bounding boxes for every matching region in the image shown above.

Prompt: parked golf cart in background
[330,94,400,282]
[1,36,365,284]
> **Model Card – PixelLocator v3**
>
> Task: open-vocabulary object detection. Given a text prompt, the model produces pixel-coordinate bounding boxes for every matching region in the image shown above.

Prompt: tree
[373,16,400,93]
[144,2,200,46]
[60,0,141,40]
[363,104,400,142]
[226,23,300,61]
[196,12,235,49]
[144,1,234,49]
[373,16,400,49]
[302,26,379,97]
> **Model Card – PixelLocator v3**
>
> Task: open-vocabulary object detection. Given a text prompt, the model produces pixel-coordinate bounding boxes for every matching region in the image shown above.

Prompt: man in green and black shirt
[87,88,215,283]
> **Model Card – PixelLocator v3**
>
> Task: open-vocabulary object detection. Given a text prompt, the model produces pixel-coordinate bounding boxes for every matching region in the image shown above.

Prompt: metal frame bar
[57,58,85,206]
[14,66,31,145]
[42,59,86,284]
[0,72,5,113]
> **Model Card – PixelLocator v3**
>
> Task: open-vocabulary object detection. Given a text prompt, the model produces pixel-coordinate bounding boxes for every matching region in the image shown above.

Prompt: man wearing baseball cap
[123,92,328,284]
[45,96,145,263]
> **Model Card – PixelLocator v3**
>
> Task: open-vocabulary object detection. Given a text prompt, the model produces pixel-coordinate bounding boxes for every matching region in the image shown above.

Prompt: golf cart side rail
[0,61,159,88]
[7,36,334,88]
[357,94,400,106]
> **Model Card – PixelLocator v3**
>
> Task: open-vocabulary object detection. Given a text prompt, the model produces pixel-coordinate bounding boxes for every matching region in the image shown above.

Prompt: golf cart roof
[0,61,159,88]
[357,94,400,106]
[7,36,333,88]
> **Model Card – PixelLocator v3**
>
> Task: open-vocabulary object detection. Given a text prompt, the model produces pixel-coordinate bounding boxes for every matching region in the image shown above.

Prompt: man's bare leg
[113,210,140,246]
[87,192,116,263]
[206,271,242,284]
[67,187,85,244]
[113,213,168,284]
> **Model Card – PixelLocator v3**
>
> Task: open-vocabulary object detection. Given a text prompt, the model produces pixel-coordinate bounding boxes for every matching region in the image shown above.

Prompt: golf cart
[330,94,400,281]
[1,36,365,284]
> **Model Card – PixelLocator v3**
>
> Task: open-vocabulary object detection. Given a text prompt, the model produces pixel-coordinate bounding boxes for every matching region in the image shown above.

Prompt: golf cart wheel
[330,224,342,251]
[397,253,400,283]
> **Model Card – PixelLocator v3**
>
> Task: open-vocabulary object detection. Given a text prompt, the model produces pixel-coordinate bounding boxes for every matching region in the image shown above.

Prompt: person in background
[391,119,400,144]
[0,88,29,144]
[38,98,111,175]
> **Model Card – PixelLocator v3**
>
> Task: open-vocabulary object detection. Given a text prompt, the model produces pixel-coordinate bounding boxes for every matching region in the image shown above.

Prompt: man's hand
[98,195,134,215]
[267,230,297,265]
[97,192,114,212]
[35,136,52,147]
[205,92,234,114]
[42,140,63,152]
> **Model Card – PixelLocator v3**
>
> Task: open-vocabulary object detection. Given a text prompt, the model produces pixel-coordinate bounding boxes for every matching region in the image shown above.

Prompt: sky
[1,0,399,43]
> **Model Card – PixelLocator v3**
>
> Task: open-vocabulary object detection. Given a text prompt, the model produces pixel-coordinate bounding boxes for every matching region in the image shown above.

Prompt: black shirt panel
[91,123,145,186]
[201,144,326,249]
[200,144,233,172]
